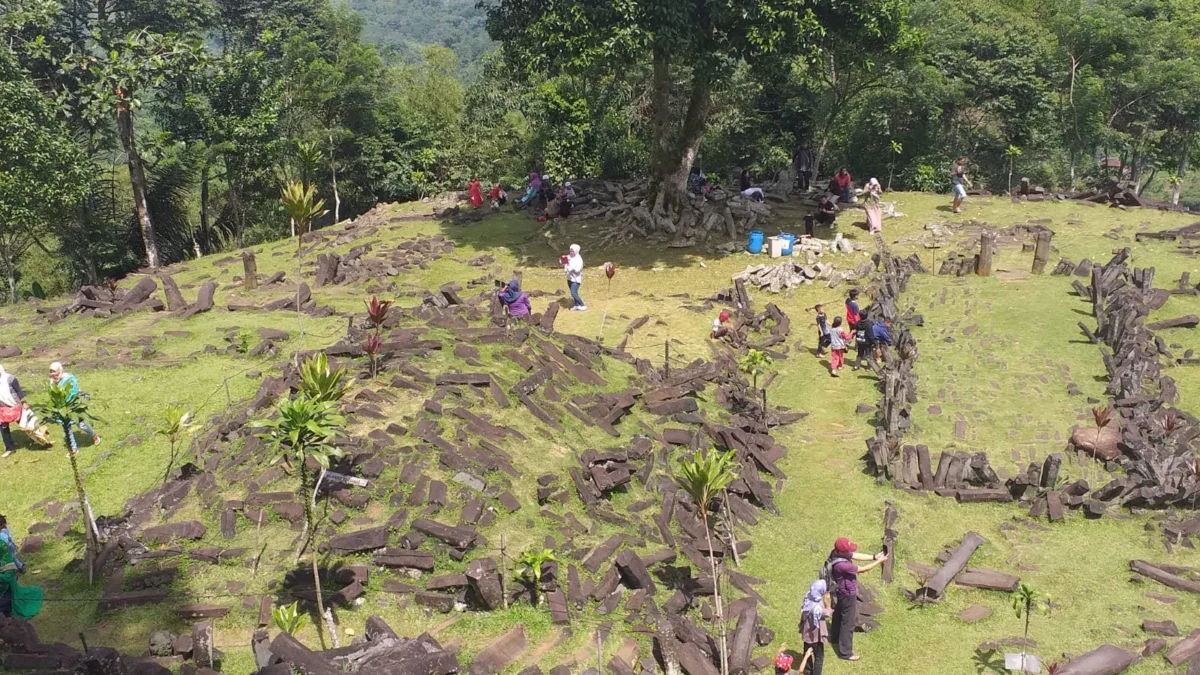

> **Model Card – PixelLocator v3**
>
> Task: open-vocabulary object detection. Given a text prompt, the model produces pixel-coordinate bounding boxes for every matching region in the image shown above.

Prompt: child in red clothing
[828,316,852,377]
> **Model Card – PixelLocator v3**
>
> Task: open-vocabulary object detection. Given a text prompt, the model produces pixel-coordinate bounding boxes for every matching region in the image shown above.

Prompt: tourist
[0,516,22,573]
[832,168,853,203]
[824,538,887,662]
[0,365,29,458]
[563,181,577,201]
[852,310,874,371]
[951,157,972,214]
[740,168,752,192]
[794,143,815,192]
[0,521,41,619]
[712,310,732,340]
[799,579,829,675]
[828,317,850,377]
[467,178,484,209]
[688,167,709,196]
[519,172,541,207]
[739,169,765,201]
[497,278,532,320]
[558,184,574,219]
[539,174,556,205]
[49,362,100,449]
[488,183,508,210]
[845,289,861,330]
[563,244,586,311]
[814,305,830,356]
[774,644,794,675]
[815,194,838,227]
[863,178,883,234]
[872,318,894,362]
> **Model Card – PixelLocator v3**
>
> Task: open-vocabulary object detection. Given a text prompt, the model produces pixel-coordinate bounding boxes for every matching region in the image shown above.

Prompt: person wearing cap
[712,310,732,340]
[824,537,887,661]
[563,244,586,311]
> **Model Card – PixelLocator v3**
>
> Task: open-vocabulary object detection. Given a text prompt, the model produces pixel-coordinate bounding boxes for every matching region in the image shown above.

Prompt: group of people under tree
[0,362,99,458]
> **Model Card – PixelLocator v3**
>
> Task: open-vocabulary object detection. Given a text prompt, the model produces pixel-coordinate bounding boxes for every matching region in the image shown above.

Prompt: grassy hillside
[0,193,1197,674]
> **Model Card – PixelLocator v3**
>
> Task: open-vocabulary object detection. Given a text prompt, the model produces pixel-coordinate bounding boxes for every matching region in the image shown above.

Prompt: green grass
[0,194,1197,673]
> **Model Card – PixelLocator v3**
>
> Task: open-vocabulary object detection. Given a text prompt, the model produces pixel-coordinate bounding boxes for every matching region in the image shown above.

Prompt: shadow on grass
[972,648,1007,675]
[432,196,840,273]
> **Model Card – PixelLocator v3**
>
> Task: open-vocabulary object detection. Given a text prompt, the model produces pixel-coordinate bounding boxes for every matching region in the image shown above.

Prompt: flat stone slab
[469,626,527,675]
[957,606,991,624]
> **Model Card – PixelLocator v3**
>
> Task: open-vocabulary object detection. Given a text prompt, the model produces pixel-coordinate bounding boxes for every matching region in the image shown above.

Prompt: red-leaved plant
[363,334,382,378]
[365,296,392,328]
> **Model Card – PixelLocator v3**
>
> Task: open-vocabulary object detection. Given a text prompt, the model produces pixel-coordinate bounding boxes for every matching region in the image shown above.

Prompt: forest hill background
[2,0,1200,302]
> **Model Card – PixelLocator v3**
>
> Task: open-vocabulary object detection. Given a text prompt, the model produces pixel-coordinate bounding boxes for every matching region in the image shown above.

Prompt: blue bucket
[779,233,796,256]
[747,230,764,254]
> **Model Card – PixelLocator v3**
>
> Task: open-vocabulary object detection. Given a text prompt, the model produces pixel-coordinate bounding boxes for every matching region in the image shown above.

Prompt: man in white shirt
[564,243,586,311]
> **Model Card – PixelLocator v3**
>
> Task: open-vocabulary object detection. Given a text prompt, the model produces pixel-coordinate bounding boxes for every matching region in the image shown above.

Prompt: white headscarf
[570,243,581,254]
[0,365,17,408]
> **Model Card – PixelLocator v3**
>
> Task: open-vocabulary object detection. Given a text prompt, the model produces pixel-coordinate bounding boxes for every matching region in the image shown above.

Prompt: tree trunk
[654,77,712,211]
[116,96,160,268]
[329,133,340,224]
[1172,182,1182,206]
[64,422,99,584]
[648,48,673,193]
[701,511,728,675]
[1,246,16,305]
[300,463,328,648]
[198,163,210,256]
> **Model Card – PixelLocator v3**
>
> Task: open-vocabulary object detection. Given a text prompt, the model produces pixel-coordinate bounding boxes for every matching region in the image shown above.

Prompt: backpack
[819,554,837,588]
[856,318,875,346]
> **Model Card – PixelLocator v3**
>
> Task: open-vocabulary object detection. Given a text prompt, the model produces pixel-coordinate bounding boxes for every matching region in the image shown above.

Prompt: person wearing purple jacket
[497,278,532,320]
[823,537,887,661]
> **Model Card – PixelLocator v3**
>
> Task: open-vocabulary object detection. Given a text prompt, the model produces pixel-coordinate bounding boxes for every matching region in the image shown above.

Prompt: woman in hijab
[497,278,532,320]
[799,578,830,675]
[862,177,883,234]
[0,520,41,619]
[0,365,28,458]
[519,172,542,206]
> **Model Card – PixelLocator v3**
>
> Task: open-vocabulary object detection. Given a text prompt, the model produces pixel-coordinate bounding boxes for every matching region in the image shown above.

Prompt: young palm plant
[157,403,197,485]
[35,381,102,582]
[281,180,329,241]
[677,449,739,675]
[254,393,345,648]
[272,600,309,636]
[1012,582,1050,673]
[517,548,559,606]
[738,349,771,393]
[299,353,346,404]
[1005,145,1023,195]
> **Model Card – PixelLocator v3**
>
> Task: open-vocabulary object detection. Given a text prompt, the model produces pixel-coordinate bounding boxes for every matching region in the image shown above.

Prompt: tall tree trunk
[647,48,673,197]
[701,511,728,675]
[300,463,328,648]
[0,246,16,305]
[116,96,160,268]
[329,133,341,224]
[198,163,210,256]
[656,77,713,205]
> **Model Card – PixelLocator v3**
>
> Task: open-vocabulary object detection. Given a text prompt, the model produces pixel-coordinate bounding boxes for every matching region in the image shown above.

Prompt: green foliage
[35,381,96,428]
[676,449,738,514]
[517,547,559,601]
[298,353,346,403]
[156,403,198,482]
[272,601,308,635]
[253,395,346,472]
[738,349,773,390]
[909,164,944,193]
[235,329,255,354]
[281,181,329,236]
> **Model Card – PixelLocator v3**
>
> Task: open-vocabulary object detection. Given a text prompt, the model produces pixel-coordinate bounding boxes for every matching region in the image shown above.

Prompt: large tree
[487,0,909,203]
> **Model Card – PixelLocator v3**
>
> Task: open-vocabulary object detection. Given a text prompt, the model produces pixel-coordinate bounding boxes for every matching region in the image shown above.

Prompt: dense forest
[2,0,1200,303]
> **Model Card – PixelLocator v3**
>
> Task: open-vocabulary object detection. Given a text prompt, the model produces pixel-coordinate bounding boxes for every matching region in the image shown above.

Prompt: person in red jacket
[845,289,861,329]
[831,168,853,203]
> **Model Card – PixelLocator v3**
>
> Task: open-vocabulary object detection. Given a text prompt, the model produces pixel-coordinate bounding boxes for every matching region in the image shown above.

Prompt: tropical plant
[34,381,102,582]
[235,329,255,355]
[363,334,382,379]
[298,353,347,404]
[281,181,329,240]
[156,403,197,484]
[738,349,772,393]
[677,450,739,675]
[1012,582,1051,673]
[272,600,308,636]
[254,394,346,648]
[1005,145,1023,195]
[365,296,392,329]
[517,548,559,606]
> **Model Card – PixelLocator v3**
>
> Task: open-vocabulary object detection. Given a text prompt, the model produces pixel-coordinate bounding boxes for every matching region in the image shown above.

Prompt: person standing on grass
[0,365,30,458]
[828,317,851,377]
[799,578,830,675]
[871,319,894,363]
[814,305,830,356]
[563,244,587,311]
[49,362,100,448]
[822,537,887,662]
[951,157,972,214]
[0,516,22,573]
[851,310,874,371]
[845,289,862,330]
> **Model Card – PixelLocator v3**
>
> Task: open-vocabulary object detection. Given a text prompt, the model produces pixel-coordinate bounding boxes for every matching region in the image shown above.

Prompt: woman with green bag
[0,534,42,619]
